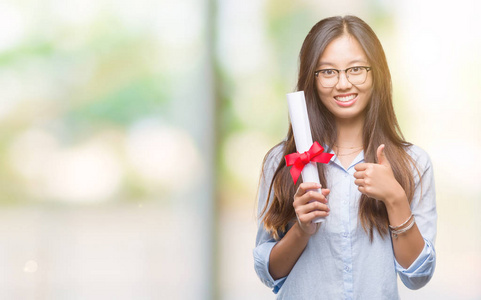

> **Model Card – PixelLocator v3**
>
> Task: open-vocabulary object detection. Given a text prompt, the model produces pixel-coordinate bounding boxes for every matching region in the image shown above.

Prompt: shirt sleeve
[253,145,287,294]
[395,145,437,289]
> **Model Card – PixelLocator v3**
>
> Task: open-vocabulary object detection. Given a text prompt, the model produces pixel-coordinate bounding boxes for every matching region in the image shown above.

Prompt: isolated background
[0,0,479,299]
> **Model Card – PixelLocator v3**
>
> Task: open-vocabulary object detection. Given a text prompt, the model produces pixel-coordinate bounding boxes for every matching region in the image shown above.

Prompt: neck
[335,115,364,148]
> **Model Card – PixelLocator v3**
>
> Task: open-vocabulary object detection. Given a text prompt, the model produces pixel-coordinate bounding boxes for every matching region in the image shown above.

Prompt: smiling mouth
[334,94,357,102]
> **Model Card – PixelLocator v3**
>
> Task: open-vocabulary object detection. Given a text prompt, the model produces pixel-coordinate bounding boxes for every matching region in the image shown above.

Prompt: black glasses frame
[314,66,372,87]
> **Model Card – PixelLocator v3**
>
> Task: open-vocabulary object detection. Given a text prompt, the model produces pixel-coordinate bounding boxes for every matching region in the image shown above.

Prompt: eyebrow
[317,59,368,68]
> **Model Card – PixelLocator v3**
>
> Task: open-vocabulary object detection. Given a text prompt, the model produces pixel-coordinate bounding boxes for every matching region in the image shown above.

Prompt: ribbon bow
[284,141,334,184]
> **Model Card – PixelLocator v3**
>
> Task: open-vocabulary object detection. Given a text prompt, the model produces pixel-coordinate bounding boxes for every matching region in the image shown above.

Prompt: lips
[334,93,358,107]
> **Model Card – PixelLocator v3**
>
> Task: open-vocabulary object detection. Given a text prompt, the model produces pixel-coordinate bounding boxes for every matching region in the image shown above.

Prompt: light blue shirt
[254,144,437,299]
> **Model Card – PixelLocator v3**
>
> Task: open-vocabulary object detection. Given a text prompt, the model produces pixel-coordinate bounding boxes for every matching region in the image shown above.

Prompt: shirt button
[344,266,350,272]
[342,232,349,238]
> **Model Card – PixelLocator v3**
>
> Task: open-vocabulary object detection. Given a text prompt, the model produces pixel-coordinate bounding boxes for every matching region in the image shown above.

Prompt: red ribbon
[284,141,334,184]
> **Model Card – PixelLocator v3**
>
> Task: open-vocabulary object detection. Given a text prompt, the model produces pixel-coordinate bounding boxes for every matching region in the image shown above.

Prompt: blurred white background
[0,0,479,299]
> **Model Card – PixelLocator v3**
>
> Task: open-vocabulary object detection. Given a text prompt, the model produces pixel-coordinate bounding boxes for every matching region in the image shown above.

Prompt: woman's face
[315,34,373,124]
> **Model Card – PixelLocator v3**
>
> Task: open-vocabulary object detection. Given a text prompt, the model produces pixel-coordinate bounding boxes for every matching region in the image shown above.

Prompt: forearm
[269,222,311,280]
[385,192,425,269]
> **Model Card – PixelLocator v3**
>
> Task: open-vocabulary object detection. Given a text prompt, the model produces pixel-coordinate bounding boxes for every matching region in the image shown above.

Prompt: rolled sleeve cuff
[395,238,436,290]
[253,241,287,294]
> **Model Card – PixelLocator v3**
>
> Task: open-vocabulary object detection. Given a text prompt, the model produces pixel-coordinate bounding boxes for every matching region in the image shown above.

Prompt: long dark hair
[261,15,416,241]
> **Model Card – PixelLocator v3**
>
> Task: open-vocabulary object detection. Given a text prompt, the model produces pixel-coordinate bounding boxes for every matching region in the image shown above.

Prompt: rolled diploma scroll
[287,91,326,223]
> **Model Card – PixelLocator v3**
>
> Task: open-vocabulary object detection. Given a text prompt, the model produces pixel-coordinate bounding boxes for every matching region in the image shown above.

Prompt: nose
[336,70,352,90]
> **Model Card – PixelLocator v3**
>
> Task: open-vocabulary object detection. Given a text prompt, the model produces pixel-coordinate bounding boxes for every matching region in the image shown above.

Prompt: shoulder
[405,144,433,173]
[259,142,286,188]
[263,142,286,171]
[257,142,286,219]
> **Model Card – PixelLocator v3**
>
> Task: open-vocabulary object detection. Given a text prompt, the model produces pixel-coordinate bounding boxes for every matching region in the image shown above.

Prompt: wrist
[293,222,314,240]
[384,185,408,209]
[384,191,413,231]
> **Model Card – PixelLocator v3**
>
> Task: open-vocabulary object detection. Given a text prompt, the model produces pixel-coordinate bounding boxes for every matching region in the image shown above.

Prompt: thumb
[376,144,390,166]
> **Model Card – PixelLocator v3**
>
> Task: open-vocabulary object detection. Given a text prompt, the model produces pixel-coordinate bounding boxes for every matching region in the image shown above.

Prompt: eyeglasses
[314,66,372,87]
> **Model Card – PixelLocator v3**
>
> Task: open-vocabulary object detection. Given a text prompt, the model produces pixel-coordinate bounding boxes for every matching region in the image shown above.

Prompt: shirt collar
[327,147,365,171]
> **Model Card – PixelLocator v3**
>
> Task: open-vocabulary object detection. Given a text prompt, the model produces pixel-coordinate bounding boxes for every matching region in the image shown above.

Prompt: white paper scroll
[287,91,326,223]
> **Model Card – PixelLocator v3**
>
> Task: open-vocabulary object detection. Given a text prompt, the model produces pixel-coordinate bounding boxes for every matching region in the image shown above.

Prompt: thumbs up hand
[353,144,405,204]
[376,144,390,167]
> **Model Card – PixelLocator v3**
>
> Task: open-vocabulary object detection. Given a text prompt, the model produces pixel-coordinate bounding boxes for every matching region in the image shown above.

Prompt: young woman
[254,15,437,299]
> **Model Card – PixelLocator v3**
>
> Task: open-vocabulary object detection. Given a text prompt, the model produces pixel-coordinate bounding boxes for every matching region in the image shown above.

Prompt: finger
[358,185,366,194]
[354,179,365,186]
[376,144,390,166]
[296,200,330,216]
[298,210,330,224]
[353,171,365,179]
[305,190,327,203]
[357,185,373,196]
[321,188,330,197]
[354,163,369,171]
[296,182,322,197]
[294,190,327,207]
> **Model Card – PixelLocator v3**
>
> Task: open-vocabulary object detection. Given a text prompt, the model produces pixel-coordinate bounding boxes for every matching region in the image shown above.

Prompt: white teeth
[334,94,357,102]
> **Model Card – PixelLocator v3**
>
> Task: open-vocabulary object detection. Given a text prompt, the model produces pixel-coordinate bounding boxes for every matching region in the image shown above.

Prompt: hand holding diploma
[285,91,333,224]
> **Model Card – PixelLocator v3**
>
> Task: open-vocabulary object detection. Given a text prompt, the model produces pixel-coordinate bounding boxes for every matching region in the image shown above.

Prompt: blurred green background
[0,0,479,299]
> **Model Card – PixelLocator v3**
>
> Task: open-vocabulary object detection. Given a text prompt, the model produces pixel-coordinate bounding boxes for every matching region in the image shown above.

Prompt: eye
[320,69,336,76]
[349,67,363,74]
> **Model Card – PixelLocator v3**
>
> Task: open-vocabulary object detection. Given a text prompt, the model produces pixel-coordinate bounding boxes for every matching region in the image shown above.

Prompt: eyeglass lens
[318,67,369,87]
